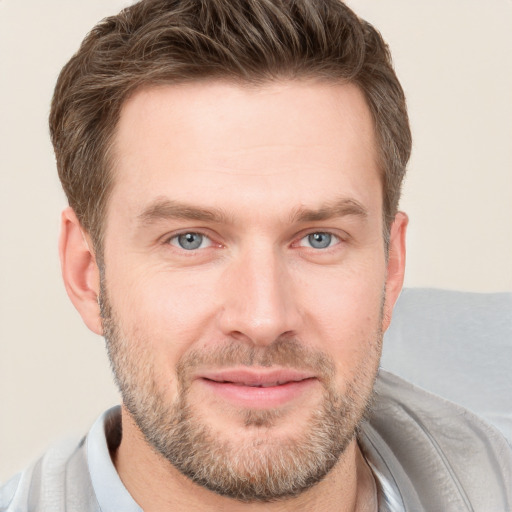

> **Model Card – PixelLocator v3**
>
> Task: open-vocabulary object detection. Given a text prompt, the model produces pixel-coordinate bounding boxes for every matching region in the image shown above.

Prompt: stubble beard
[100,284,382,503]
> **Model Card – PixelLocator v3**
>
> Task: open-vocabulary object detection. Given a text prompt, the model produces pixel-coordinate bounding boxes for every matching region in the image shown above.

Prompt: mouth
[196,368,318,408]
[208,380,300,388]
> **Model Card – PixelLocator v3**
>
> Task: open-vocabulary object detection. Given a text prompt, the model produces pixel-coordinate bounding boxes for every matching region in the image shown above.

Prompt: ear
[59,207,103,335]
[382,211,408,332]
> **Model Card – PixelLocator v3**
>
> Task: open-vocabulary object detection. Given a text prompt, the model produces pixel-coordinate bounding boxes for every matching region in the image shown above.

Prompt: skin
[59,80,407,511]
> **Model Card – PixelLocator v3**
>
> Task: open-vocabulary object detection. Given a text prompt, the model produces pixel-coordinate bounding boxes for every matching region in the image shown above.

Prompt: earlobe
[59,207,103,335]
[382,211,408,332]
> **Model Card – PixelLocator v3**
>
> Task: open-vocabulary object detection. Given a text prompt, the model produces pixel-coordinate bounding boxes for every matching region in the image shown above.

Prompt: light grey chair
[382,287,512,444]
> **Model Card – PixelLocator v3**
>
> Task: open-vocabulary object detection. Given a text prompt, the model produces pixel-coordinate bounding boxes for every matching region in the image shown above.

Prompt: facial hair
[100,282,382,503]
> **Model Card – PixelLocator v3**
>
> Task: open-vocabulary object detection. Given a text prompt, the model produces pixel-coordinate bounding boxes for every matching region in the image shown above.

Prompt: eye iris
[308,232,331,249]
[178,233,203,250]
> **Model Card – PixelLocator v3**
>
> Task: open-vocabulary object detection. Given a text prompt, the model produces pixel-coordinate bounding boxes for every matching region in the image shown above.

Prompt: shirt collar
[86,406,142,512]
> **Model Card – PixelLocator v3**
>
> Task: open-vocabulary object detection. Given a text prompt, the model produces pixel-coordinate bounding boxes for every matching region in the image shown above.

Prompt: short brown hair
[50,0,411,254]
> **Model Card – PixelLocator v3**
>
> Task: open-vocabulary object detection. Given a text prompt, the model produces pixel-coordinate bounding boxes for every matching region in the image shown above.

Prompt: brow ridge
[290,198,368,223]
[137,196,368,227]
[137,198,231,225]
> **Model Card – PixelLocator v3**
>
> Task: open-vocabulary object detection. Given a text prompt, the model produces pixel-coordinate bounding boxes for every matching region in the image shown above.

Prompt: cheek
[104,267,223,403]
[297,253,385,322]
[107,263,221,352]
[294,260,385,372]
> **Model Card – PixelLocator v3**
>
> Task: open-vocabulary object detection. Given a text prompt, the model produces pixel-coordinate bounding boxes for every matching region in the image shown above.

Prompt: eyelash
[166,230,218,251]
[164,230,344,253]
[295,232,341,250]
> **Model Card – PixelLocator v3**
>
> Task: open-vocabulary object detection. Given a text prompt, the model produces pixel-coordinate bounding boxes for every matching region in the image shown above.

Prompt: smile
[213,380,295,388]
[196,368,318,408]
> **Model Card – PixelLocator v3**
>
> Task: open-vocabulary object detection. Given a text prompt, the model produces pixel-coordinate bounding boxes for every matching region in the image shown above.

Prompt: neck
[113,407,377,512]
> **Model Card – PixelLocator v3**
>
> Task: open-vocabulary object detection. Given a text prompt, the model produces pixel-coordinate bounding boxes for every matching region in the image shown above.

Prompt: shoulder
[0,436,96,512]
[362,369,512,511]
[0,474,21,512]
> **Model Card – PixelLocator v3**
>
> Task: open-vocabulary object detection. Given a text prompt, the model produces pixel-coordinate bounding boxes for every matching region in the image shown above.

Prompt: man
[1,0,510,510]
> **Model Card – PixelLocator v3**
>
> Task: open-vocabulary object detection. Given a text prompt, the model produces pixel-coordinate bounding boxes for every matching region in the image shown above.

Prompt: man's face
[99,81,403,501]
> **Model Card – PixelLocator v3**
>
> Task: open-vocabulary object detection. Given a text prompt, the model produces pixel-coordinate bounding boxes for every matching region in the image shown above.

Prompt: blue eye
[300,232,337,249]
[170,232,211,250]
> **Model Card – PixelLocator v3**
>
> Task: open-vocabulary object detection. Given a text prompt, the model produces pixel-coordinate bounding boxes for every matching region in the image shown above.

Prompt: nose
[217,244,302,346]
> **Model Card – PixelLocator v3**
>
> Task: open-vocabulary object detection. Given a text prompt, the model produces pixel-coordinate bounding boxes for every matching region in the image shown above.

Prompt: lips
[196,368,317,408]
[214,380,292,388]
[200,368,315,387]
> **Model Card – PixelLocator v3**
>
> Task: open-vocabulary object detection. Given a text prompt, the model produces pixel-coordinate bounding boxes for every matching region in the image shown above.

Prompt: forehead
[108,80,381,223]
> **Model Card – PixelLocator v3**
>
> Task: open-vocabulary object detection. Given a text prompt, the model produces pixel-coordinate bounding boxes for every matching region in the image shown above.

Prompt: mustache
[176,336,336,387]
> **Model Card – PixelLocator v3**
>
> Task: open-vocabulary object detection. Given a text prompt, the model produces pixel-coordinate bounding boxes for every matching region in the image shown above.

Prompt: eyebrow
[289,198,369,223]
[137,198,232,225]
[137,196,368,226]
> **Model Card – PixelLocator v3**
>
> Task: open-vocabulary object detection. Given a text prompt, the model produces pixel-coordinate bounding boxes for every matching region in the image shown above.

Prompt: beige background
[1,0,511,482]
